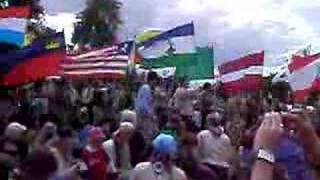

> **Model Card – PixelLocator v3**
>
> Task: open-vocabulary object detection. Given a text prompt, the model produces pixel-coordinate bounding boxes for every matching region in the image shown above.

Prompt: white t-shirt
[103,139,132,173]
[81,87,94,104]
[197,130,234,168]
[130,162,187,180]
[192,111,202,129]
[173,87,194,116]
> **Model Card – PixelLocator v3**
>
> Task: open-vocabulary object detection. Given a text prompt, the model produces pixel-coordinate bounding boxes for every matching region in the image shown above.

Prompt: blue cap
[152,133,177,156]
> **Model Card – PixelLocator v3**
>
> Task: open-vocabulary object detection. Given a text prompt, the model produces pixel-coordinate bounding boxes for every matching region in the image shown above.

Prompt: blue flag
[141,22,194,48]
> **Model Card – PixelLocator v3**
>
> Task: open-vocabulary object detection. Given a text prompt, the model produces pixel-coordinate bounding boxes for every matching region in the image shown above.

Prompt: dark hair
[147,71,159,83]
[57,127,73,139]
[181,133,198,146]
[203,83,211,90]
[93,90,104,107]
[19,147,57,180]
[169,111,182,124]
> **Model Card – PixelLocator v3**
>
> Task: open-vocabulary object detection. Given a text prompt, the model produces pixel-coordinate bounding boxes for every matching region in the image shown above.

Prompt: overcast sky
[42,0,320,66]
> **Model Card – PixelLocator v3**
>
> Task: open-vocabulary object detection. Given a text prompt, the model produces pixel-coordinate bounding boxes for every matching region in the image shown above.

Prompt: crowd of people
[0,72,319,180]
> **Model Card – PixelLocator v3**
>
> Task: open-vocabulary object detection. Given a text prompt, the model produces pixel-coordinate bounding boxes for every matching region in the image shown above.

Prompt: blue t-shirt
[275,135,312,180]
[79,126,91,148]
[135,84,153,117]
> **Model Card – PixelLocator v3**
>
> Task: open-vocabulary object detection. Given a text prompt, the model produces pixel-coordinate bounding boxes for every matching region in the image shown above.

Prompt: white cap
[113,122,135,137]
[119,122,135,130]
[5,122,27,140]
[120,110,137,128]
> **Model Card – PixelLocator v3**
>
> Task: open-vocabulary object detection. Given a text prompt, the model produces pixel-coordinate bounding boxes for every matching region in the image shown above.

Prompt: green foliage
[72,0,122,47]
[0,0,53,43]
[26,0,53,39]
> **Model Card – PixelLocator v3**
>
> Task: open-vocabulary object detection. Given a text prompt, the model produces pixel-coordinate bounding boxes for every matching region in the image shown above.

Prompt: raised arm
[251,113,284,180]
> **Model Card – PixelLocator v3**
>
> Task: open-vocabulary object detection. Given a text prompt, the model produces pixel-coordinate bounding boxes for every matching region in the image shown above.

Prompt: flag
[135,29,161,44]
[272,65,289,83]
[127,40,141,70]
[139,23,214,80]
[61,42,131,79]
[294,44,312,57]
[125,41,143,83]
[1,32,66,86]
[137,67,176,79]
[219,51,264,96]
[288,53,320,102]
[139,22,195,59]
[189,79,216,89]
[0,5,31,18]
[288,54,318,72]
[0,5,31,47]
[141,46,214,80]
[0,18,27,46]
[140,23,194,47]
[152,67,176,78]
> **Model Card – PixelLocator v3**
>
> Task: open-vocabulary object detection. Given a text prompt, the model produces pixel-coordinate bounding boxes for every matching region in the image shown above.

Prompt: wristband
[256,149,275,165]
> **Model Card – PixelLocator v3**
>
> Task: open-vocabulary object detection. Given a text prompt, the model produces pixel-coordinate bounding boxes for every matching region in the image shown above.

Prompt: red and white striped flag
[219,51,264,96]
[288,53,320,102]
[61,43,131,79]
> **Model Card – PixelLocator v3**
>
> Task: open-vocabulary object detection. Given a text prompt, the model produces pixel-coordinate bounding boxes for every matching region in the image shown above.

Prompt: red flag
[288,53,320,102]
[0,5,31,18]
[2,51,66,86]
[61,43,131,80]
[1,32,66,86]
[219,51,264,96]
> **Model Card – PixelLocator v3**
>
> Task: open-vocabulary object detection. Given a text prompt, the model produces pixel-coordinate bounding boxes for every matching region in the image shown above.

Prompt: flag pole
[211,42,217,99]
[191,21,196,48]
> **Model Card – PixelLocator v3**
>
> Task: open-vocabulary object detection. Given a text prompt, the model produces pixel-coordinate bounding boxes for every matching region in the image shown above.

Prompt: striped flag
[1,32,66,86]
[219,51,264,96]
[288,53,320,102]
[0,5,31,47]
[61,43,131,79]
[0,5,31,18]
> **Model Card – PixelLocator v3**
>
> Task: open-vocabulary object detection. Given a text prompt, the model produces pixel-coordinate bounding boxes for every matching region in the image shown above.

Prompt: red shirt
[82,146,110,180]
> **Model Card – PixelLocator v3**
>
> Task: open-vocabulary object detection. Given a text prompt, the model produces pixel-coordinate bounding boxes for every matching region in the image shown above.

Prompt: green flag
[141,46,214,80]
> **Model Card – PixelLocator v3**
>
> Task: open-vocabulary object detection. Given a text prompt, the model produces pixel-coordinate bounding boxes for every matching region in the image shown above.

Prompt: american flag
[61,42,133,79]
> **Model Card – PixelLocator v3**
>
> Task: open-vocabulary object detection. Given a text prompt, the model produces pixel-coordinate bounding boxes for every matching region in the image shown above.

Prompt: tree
[72,0,122,48]
[25,0,57,45]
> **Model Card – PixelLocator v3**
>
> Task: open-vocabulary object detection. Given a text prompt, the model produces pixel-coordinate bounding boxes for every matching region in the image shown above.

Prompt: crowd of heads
[0,72,319,180]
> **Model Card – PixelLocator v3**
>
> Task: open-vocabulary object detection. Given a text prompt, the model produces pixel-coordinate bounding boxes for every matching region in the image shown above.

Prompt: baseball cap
[89,127,105,140]
[120,110,137,128]
[152,133,177,156]
[5,122,27,140]
[113,122,135,137]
